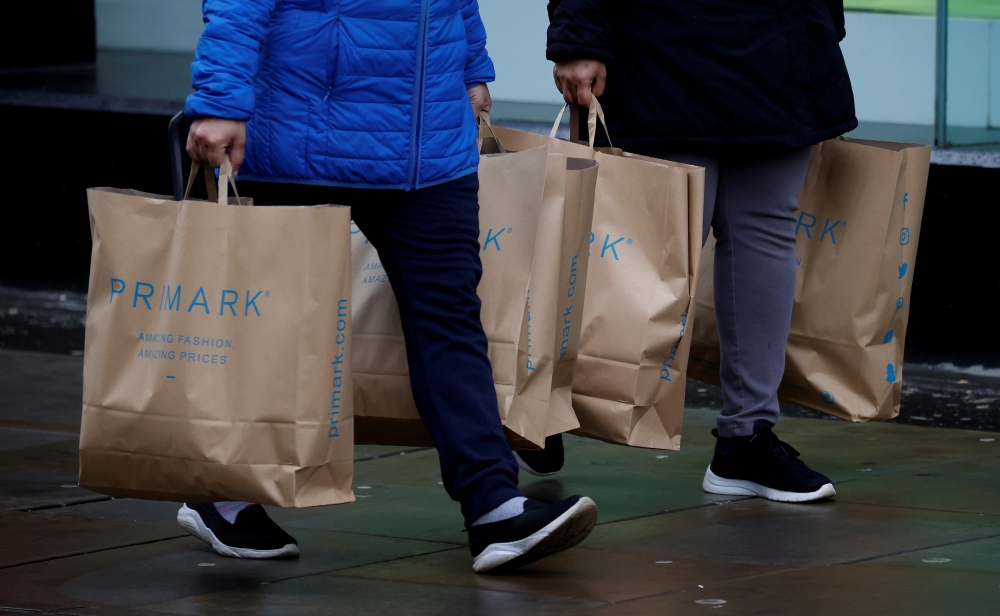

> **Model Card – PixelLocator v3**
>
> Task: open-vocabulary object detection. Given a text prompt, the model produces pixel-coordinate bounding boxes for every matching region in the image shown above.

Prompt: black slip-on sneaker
[514,433,565,477]
[702,420,836,503]
[468,495,597,573]
[177,502,300,559]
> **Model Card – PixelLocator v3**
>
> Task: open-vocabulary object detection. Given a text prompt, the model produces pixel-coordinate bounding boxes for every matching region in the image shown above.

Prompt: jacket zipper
[324,3,338,102]
[407,0,430,190]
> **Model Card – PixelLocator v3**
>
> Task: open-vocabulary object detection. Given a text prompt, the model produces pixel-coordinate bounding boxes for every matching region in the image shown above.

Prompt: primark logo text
[109,279,269,317]
[589,232,633,261]
[795,212,845,244]
[482,227,514,252]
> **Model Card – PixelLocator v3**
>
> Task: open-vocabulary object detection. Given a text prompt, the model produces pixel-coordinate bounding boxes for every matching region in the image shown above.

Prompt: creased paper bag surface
[80,188,354,507]
[688,138,931,421]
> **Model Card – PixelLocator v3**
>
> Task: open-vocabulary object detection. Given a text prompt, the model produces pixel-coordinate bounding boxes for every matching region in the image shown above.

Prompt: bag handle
[477,111,508,154]
[549,97,614,149]
[183,155,241,204]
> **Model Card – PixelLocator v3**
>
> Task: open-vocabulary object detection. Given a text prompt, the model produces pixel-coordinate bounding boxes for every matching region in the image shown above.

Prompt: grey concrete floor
[0,348,998,615]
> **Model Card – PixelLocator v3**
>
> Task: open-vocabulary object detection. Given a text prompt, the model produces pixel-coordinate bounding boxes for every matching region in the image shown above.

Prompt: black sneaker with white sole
[514,433,565,477]
[177,502,300,559]
[468,495,597,573]
[703,420,836,503]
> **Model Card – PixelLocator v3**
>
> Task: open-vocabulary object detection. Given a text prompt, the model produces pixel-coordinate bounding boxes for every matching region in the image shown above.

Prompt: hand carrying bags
[489,101,705,449]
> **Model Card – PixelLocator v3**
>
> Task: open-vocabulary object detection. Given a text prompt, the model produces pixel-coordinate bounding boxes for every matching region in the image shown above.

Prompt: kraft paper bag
[490,100,705,450]
[489,144,567,447]
[80,160,355,507]
[688,137,931,421]
[481,117,601,439]
[545,156,599,437]
[353,145,562,448]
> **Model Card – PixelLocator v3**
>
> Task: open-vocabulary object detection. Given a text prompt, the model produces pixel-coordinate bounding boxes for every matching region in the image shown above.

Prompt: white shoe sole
[702,467,836,503]
[513,452,560,477]
[472,496,598,574]
[177,505,300,559]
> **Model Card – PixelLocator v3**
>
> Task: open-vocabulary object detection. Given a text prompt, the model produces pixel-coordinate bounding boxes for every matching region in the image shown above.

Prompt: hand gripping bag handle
[549,97,613,148]
[169,110,241,205]
[183,157,241,205]
[477,111,508,154]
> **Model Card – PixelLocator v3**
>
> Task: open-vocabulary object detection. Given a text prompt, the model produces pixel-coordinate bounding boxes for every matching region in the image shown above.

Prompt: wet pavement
[0,347,998,615]
[686,364,1000,434]
[0,286,86,356]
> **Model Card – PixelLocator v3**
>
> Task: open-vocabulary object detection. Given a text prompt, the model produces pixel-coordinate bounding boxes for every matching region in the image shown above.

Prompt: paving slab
[59,531,457,607]
[138,574,604,616]
[0,469,97,513]
[0,600,94,614]
[42,497,185,522]
[37,609,147,616]
[0,530,457,611]
[330,548,785,604]
[583,498,1000,569]
[0,510,184,569]
[281,482,467,545]
[0,436,94,512]
[0,538,192,613]
[873,534,1000,574]
[564,560,1000,616]
[717,415,1000,485]
[0,349,83,429]
[836,453,1000,515]
[0,427,77,452]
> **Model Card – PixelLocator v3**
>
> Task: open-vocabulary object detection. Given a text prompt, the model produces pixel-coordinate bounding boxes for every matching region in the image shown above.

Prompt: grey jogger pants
[662,148,812,437]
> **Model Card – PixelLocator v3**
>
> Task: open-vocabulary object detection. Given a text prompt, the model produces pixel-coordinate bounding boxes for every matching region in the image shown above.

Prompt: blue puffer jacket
[185,0,494,190]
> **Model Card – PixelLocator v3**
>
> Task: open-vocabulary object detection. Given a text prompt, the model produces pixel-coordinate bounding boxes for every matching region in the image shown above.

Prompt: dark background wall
[904,163,1000,366]
[1,2,96,69]
[0,105,996,366]
[1,107,174,292]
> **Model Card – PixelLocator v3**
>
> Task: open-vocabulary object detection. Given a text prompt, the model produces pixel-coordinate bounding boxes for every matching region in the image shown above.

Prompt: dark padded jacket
[546,0,857,153]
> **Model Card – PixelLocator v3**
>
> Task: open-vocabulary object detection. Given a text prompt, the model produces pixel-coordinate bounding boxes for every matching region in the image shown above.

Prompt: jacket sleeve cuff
[464,56,496,88]
[546,43,613,65]
[185,52,256,121]
[184,90,253,122]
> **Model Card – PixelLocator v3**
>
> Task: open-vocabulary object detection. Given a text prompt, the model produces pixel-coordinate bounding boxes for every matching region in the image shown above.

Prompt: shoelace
[713,427,803,463]
[749,427,803,462]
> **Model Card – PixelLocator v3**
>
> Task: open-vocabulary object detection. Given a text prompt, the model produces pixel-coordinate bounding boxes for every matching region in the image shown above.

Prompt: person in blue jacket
[175,0,597,574]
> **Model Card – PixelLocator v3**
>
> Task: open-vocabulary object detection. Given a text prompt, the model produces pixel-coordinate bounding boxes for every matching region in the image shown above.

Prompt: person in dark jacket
[520,0,856,502]
[176,0,597,574]
[546,0,856,153]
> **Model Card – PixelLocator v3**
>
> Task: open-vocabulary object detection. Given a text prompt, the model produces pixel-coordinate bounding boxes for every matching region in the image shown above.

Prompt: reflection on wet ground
[685,364,1000,433]
[0,286,86,355]
[0,296,998,614]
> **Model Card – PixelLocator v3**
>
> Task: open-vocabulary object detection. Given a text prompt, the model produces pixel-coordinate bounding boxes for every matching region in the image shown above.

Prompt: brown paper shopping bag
[688,138,931,421]
[545,156,599,437]
[353,145,562,448]
[490,100,705,450]
[484,144,566,447]
[481,118,601,439]
[80,160,354,507]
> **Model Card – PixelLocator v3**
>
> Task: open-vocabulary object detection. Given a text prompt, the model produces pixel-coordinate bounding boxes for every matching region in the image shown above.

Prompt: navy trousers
[246,174,522,526]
